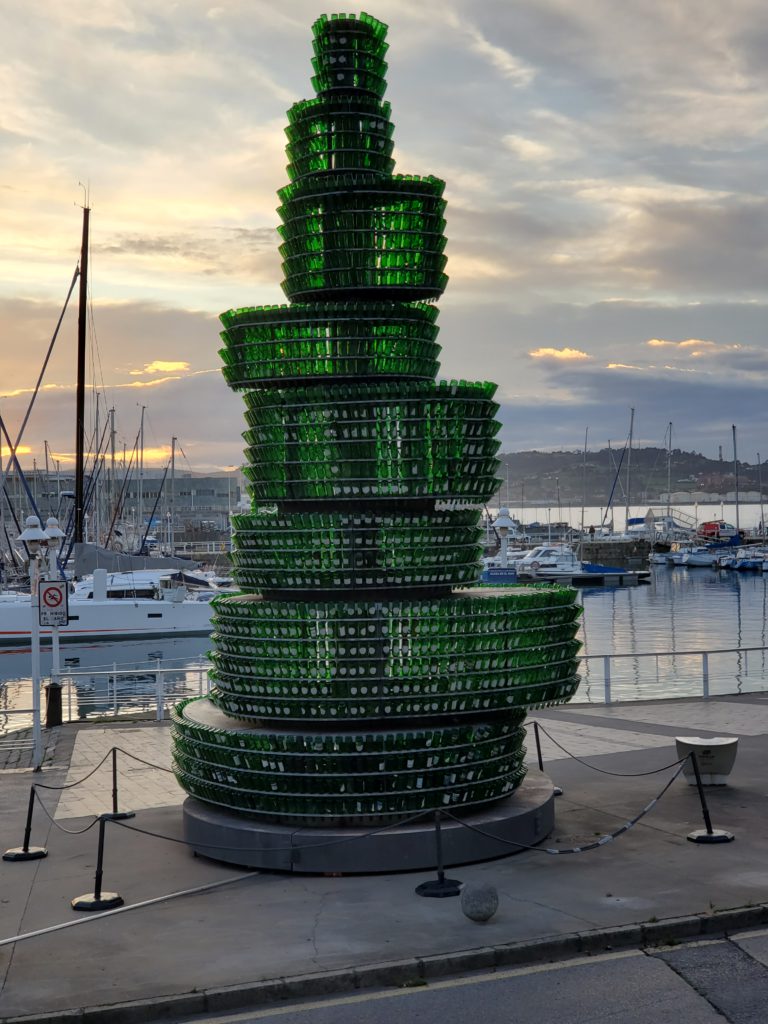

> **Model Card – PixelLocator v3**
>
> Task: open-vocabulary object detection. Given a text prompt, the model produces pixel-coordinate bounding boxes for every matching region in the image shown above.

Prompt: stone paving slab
[567,699,768,735]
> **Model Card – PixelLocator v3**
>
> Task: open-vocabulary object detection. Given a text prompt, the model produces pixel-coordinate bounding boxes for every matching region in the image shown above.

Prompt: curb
[4,904,768,1024]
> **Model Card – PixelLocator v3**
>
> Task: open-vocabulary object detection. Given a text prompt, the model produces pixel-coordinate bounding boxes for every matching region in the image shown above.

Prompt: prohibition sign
[42,585,63,608]
[39,581,69,626]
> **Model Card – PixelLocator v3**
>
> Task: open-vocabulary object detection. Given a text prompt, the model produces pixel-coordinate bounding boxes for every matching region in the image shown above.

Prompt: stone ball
[460,882,499,922]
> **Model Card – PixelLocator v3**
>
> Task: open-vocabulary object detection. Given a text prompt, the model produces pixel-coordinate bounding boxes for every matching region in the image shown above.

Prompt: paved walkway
[2,694,768,1023]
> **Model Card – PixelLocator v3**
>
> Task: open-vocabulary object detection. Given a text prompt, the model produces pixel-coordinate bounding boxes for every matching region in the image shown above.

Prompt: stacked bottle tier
[241,380,501,502]
[310,12,389,101]
[285,97,395,181]
[205,589,582,723]
[219,301,440,388]
[230,509,483,592]
[172,698,527,825]
[278,174,448,301]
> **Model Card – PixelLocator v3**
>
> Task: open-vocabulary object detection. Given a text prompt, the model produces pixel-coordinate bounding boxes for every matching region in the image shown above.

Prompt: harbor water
[1,564,767,734]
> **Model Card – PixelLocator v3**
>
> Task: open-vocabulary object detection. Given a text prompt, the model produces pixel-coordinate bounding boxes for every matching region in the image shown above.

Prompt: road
[174,932,768,1024]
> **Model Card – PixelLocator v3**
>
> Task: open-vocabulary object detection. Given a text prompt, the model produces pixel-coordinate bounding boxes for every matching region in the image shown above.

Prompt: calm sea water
[577,565,768,702]
[1,565,767,731]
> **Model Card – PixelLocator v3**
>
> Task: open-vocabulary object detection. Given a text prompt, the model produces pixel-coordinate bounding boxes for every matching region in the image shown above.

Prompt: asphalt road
[174,933,768,1024]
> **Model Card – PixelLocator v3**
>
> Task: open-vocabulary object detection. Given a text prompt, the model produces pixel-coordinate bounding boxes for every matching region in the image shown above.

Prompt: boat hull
[0,596,213,646]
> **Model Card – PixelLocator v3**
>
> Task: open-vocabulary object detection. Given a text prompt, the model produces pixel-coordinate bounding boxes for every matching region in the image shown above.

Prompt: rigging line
[0,414,44,526]
[103,428,140,548]
[138,461,170,554]
[0,265,80,494]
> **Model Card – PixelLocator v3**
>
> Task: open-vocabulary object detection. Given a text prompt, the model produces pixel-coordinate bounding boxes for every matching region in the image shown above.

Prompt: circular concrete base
[182,770,555,874]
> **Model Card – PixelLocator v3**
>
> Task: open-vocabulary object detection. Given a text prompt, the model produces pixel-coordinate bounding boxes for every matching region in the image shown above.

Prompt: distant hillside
[496,447,766,506]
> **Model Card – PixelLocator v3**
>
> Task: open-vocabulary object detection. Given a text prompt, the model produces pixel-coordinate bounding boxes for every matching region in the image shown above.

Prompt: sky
[2,0,768,472]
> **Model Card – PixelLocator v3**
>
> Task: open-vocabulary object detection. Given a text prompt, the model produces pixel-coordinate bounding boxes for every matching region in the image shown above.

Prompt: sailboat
[0,207,225,644]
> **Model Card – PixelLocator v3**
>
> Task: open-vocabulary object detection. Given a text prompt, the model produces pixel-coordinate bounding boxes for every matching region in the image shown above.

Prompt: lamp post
[493,507,516,569]
[44,516,65,728]
[18,515,48,770]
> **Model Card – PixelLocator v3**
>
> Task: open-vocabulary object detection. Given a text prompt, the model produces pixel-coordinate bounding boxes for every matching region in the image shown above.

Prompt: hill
[496,447,765,506]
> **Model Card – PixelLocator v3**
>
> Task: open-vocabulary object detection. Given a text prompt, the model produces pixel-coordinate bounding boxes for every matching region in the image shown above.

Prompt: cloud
[529,347,590,361]
[129,361,191,376]
[503,134,555,162]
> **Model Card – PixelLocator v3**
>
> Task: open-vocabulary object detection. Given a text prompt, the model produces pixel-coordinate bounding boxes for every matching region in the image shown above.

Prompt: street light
[18,515,48,770]
[493,507,516,569]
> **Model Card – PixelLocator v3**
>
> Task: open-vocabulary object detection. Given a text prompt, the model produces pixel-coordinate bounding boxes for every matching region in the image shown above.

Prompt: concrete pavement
[2,694,768,1023]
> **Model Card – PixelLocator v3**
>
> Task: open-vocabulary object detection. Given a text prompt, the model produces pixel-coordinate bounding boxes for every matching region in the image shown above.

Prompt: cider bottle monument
[171,12,581,871]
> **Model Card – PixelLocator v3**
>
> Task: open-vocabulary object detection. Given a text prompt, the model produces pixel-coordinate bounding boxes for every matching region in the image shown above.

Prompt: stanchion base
[101,811,136,821]
[71,892,124,912]
[415,878,463,898]
[3,846,48,861]
[687,829,735,844]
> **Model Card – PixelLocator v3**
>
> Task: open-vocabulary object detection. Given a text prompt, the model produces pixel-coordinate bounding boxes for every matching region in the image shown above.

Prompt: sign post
[39,580,67,729]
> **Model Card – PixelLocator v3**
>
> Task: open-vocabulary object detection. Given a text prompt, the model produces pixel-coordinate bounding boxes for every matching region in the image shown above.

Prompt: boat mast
[137,404,145,552]
[74,203,90,544]
[169,435,176,555]
[759,452,764,537]
[666,422,672,520]
[732,424,740,534]
[624,407,634,534]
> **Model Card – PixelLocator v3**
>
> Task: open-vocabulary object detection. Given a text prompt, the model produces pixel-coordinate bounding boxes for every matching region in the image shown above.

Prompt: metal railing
[0,658,212,744]
[3,643,768,752]
[577,644,768,704]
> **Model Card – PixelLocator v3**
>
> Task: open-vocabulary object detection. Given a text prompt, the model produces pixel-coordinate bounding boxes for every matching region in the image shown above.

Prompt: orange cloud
[129,360,191,376]
[529,347,590,361]
[647,337,716,350]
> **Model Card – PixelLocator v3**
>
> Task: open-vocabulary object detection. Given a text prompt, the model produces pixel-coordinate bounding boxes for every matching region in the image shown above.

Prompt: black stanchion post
[71,816,124,911]
[686,752,734,844]
[533,720,562,796]
[415,811,462,898]
[3,786,48,861]
[101,747,135,821]
[533,721,544,771]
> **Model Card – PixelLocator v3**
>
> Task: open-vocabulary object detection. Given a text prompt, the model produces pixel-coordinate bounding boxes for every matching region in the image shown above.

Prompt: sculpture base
[182,770,555,874]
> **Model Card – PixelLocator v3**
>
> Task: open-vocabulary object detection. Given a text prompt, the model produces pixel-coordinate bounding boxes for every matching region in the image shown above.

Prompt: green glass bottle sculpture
[171,11,581,826]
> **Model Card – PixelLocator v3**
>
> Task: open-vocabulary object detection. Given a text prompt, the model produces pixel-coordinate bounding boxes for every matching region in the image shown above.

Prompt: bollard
[101,747,135,821]
[3,786,48,861]
[686,752,734,844]
[71,816,124,911]
[45,681,63,729]
[415,811,462,898]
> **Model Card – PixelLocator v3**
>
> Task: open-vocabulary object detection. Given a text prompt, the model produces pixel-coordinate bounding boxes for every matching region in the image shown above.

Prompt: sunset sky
[2,0,768,471]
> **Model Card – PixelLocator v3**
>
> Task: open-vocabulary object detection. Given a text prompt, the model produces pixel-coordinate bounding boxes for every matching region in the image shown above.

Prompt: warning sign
[39,581,69,627]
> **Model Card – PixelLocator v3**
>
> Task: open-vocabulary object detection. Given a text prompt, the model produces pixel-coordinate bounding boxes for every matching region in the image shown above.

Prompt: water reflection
[0,636,211,732]
[578,567,768,702]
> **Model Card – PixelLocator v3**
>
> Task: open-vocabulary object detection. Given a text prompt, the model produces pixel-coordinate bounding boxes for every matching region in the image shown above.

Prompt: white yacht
[0,568,220,646]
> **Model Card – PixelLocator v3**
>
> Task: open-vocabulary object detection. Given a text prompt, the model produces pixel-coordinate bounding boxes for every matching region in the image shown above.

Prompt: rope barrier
[32,748,115,790]
[111,747,175,774]
[32,788,99,836]
[443,760,688,855]
[530,720,689,777]
[108,806,429,854]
